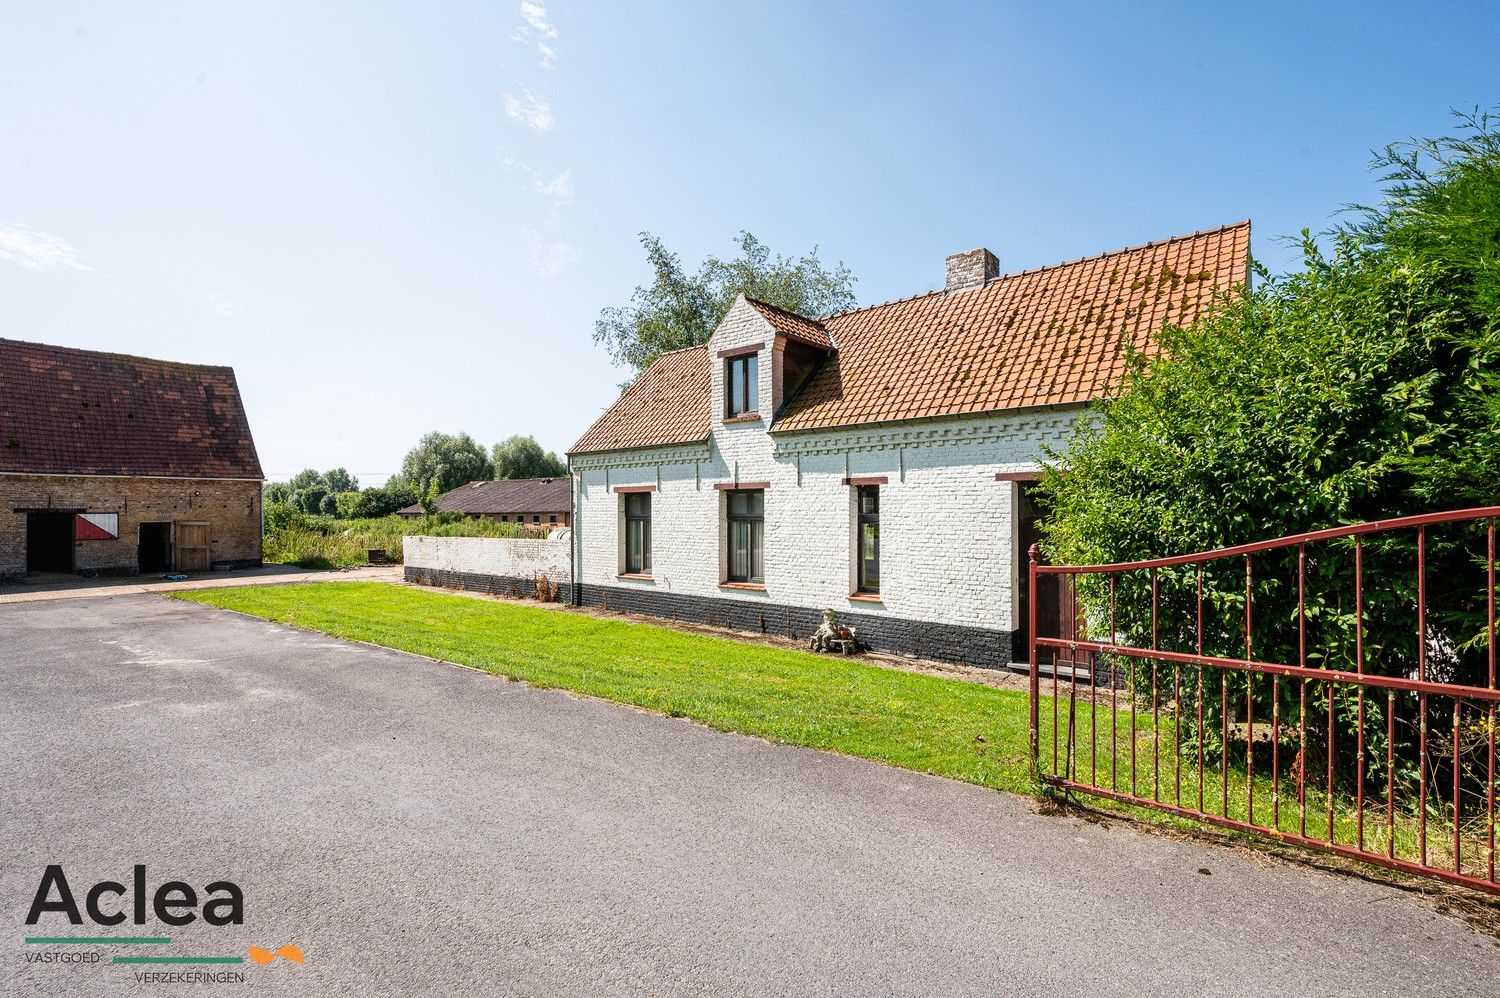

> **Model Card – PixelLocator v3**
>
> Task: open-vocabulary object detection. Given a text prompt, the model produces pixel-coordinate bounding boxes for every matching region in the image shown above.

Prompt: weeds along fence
[1029,506,1500,894]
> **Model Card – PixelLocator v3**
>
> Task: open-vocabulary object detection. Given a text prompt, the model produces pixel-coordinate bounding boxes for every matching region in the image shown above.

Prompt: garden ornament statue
[809,609,864,655]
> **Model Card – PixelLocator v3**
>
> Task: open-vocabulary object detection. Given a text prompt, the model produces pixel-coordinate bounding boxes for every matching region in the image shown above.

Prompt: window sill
[722,413,762,424]
[719,581,767,592]
[848,592,883,603]
[616,572,654,582]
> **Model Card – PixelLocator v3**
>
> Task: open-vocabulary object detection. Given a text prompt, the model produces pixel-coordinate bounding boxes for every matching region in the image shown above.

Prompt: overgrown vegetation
[1037,111,1500,798]
[262,511,530,568]
[265,432,569,531]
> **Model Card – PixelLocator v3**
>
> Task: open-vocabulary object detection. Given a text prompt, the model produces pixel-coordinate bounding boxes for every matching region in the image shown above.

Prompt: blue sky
[1,2,1494,485]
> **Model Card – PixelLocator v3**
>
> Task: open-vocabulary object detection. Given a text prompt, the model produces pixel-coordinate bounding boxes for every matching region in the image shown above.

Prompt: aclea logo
[25,865,243,927]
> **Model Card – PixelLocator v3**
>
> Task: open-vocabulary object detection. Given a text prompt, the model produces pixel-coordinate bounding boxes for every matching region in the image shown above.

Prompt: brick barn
[0,339,264,579]
[564,223,1250,668]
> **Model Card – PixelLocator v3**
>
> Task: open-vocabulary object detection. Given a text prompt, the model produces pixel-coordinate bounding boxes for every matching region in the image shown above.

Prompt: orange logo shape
[247,944,304,965]
[277,945,304,964]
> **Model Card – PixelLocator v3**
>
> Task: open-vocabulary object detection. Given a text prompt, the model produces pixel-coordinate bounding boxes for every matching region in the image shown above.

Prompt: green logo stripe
[112,955,244,965]
[24,936,171,945]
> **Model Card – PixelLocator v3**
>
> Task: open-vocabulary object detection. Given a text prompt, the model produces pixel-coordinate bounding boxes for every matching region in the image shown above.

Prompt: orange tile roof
[570,345,712,454]
[743,296,835,350]
[570,222,1250,454]
[778,221,1249,432]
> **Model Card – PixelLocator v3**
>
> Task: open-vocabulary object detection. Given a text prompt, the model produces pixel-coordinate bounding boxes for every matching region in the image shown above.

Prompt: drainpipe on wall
[568,458,581,606]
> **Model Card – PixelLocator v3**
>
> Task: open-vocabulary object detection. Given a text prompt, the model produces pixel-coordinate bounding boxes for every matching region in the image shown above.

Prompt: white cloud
[204,291,239,317]
[0,223,92,272]
[519,2,557,38]
[526,229,579,277]
[534,168,573,204]
[512,2,559,68]
[504,87,555,133]
[499,157,574,209]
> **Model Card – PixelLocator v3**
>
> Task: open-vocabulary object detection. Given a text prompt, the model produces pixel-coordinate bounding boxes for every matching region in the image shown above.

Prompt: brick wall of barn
[567,298,1082,668]
[0,475,262,578]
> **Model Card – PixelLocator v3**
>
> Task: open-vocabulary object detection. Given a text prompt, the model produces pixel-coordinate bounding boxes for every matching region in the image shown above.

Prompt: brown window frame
[856,484,880,594]
[624,492,651,575]
[725,353,758,418]
[725,488,764,584]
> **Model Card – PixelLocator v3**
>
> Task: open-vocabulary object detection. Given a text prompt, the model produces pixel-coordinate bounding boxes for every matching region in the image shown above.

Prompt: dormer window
[725,353,758,418]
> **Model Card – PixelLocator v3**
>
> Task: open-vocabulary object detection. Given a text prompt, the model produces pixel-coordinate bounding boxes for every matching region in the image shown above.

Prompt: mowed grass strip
[175,582,1035,792]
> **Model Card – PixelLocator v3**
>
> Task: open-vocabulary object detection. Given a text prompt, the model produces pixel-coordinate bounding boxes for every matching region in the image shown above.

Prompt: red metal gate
[1029,506,1500,895]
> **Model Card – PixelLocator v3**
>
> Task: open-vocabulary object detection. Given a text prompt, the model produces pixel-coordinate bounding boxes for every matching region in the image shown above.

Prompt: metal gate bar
[1029,505,1500,895]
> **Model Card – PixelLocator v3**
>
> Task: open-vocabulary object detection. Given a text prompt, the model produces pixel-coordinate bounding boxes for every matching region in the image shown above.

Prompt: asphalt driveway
[2,594,1497,996]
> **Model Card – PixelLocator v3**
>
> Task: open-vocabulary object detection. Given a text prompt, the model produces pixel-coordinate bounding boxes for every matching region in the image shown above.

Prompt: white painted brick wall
[405,535,570,583]
[571,296,1083,633]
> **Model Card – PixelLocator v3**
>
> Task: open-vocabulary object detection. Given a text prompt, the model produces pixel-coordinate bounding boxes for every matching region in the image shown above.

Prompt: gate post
[1028,543,1040,778]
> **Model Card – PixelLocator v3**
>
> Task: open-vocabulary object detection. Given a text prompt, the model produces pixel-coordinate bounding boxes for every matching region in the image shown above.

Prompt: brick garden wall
[0,474,262,578]
[403,535,570,600]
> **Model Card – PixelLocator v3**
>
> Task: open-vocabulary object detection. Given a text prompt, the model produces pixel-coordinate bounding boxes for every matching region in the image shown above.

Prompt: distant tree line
[263,433,568,520]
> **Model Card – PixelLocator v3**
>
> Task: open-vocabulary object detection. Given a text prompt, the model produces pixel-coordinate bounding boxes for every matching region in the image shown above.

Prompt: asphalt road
[2,594,1497,996]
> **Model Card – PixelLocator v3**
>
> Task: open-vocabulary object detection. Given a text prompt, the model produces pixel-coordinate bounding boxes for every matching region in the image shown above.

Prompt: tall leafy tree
[594,231,858,375]
[399,432,493,497]
[491,435,567,480]
[321,467,359,494]
[287,469,322,491]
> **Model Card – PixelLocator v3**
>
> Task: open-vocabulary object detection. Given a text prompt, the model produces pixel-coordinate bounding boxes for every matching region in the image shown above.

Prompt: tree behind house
[492,434,567,480]
[399,431,493,497]
[593,230,858,376]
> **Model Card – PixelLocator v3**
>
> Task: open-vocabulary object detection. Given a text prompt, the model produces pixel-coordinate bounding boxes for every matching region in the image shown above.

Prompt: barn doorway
[138,522,172,574]
[173,521,211,572]
[25,512,75,573]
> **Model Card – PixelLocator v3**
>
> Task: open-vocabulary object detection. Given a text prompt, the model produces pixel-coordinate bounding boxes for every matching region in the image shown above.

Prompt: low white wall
[404,534,570,584]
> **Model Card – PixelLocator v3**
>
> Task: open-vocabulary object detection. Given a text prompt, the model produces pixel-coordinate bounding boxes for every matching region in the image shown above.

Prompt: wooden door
[174,522,211,572]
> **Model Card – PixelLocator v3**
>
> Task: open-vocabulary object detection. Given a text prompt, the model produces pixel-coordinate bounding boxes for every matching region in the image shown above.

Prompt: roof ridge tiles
[819,220,1250,321]
[0,336,232,373]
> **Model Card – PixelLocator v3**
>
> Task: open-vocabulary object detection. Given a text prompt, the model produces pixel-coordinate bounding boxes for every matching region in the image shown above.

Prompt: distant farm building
[398,477,571,528]
[0,338,264,578]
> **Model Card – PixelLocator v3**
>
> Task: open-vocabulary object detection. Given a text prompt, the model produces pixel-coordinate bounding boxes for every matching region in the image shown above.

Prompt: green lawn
[175,582,1037,793]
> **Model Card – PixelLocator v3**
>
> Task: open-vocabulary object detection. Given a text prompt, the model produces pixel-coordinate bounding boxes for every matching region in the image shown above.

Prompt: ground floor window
[624,492,651,574]
[727,489,764,583]
[856,485,879,593]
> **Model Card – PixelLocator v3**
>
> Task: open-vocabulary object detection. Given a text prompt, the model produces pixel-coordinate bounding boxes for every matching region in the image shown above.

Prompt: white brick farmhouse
[563,223,1250,667]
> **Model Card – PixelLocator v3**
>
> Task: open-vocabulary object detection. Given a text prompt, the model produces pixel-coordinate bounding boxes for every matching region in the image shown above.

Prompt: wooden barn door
[173,522,211,572]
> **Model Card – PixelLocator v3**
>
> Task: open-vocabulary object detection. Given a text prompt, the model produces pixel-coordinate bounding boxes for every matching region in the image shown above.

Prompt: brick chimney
[945,247,999,293]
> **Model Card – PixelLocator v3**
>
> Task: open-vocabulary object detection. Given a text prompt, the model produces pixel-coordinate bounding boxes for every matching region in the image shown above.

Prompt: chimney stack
[945,247,999,293]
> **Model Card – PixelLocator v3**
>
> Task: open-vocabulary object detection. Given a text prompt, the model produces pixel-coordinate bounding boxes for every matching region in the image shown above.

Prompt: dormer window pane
[726,354,758,417]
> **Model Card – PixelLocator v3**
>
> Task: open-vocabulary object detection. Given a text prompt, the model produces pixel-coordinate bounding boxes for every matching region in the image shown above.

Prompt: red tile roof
[0,338,263,479]
[743,297,835,350]
[779,221,1250,431]
[570,222,1250,454]
[570,345,712,454]
[397,477,571,517]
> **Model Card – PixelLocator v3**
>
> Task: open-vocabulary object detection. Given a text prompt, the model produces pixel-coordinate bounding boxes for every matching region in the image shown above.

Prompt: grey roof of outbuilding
[397,477,571,516]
